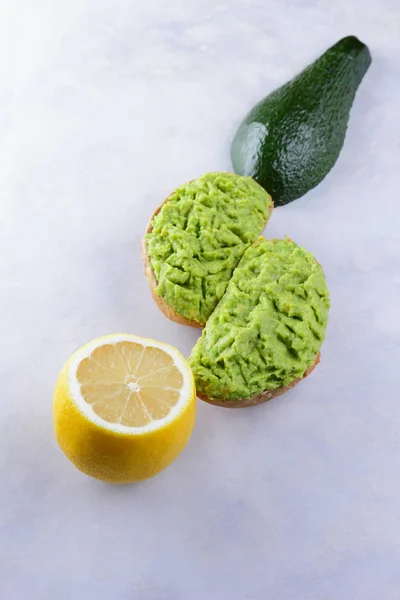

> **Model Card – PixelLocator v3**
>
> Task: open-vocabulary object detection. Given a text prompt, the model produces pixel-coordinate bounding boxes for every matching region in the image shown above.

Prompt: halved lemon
[53,334,196,483]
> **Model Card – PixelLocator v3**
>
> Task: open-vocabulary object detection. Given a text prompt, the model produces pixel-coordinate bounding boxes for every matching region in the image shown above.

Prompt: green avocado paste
[189,238,330,400]
[146,172,272,325]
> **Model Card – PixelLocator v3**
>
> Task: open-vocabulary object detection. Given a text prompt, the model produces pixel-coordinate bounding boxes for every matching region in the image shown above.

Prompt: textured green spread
[189,238,330,400]
[146,172,272,324]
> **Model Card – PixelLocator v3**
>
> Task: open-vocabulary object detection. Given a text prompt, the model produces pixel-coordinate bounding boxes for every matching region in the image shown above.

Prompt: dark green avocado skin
[231,36,372,206]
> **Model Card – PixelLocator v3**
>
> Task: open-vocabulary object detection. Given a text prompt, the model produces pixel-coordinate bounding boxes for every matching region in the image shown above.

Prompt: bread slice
[142,176,273,328]
[196,353,321,408]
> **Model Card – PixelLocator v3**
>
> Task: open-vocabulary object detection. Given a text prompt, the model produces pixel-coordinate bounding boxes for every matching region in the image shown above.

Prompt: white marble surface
[1,1,400,598]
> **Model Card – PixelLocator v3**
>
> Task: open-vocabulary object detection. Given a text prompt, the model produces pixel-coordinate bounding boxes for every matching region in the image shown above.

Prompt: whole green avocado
[231,36,372,206]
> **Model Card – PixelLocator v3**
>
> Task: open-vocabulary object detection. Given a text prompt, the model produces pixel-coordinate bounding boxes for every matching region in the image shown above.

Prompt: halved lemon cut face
[68,334,194,433]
